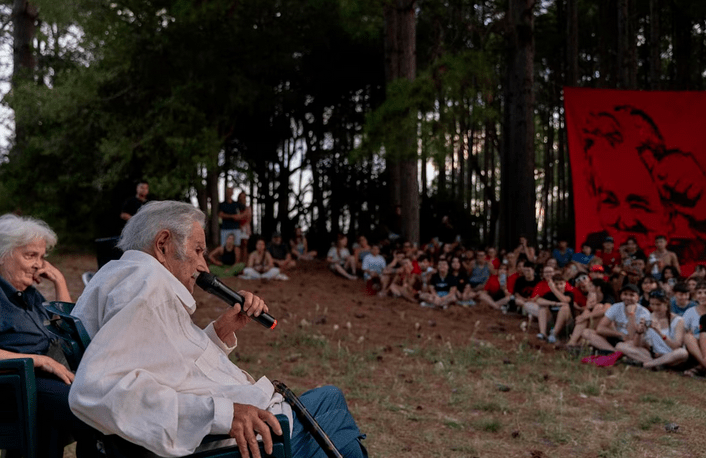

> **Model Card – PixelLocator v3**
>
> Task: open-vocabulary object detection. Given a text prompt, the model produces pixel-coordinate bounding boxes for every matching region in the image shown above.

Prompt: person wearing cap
[682,281,706,376]
[595,237,622,272]
[582,283,651,353]
[69,201,368,458]
[588,264,607,281]
[267,232,296,272]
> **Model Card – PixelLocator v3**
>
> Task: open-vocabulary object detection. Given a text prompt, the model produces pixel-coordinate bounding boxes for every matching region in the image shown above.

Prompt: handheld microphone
[194,272,277,330]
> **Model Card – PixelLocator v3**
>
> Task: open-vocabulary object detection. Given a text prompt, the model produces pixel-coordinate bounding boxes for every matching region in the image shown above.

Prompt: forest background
[1,0,706,253]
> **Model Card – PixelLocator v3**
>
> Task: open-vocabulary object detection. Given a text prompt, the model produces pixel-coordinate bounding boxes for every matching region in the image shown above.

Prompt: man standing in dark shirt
[120,180,149,222]
[218,186,244,249]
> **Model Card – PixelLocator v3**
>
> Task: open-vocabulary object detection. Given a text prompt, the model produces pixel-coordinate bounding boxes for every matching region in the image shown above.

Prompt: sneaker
[500,304,509,314]
[547,334,557,344]
[420,301,435,308]
[536,333,545,340]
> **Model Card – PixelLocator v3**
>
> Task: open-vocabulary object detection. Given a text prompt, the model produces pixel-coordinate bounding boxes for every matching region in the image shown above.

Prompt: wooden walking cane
[272,380,344,458]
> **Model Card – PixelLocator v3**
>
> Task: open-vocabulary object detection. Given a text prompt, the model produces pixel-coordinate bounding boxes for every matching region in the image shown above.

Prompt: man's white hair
[118,201,205,259]
[0,214,58,261]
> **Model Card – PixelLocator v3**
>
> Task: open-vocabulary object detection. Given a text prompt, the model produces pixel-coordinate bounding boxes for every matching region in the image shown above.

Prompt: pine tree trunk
[649,0,660,90]
[501,0,536,248]
[566,0,579,87]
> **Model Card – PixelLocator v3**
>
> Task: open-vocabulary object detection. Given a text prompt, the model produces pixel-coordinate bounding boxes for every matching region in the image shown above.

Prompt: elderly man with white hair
[0,213,102,458]
[69,201,367,458]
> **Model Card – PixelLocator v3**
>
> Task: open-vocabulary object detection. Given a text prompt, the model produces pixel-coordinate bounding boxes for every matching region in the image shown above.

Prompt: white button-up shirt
[69,250,292,457]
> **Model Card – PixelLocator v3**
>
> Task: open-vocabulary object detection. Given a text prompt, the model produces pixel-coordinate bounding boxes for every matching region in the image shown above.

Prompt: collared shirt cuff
[210,397,234,435]
[204,322,237,354]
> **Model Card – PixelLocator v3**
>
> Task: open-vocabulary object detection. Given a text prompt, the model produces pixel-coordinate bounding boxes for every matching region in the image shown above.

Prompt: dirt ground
[49,253,706,458]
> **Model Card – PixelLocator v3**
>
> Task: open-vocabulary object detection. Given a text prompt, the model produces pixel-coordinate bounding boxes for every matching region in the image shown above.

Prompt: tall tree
[501,0,536,247]
[383,0,419,245]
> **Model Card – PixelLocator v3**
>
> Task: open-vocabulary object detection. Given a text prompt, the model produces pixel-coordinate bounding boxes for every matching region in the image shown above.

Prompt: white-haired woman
[0,214,100,458]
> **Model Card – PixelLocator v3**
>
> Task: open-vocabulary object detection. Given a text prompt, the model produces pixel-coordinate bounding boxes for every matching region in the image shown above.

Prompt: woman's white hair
[0,214,58,261]
[118,201,205,259]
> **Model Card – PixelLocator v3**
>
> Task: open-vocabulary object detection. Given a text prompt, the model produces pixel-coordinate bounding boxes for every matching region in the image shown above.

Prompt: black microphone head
[195,272,218,291]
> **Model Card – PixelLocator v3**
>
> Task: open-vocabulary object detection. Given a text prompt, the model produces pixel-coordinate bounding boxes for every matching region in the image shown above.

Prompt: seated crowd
[324,230,706,377]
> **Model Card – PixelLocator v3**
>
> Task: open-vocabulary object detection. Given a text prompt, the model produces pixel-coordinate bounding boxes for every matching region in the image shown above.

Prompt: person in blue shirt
[552,239,575,268]
[571,243,594,268]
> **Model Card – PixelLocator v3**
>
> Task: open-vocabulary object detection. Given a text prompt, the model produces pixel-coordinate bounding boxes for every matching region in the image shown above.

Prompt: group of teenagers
[328,232,706,376]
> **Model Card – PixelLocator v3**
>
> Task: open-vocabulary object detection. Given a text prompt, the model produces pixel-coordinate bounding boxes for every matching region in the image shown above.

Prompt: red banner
[564,87,706,275]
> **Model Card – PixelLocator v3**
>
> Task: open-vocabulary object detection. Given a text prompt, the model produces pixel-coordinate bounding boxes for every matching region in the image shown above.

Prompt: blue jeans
[290,386,367,458]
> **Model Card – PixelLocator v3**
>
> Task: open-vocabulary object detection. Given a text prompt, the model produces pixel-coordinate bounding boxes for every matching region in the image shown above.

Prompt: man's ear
[153,230,171,263]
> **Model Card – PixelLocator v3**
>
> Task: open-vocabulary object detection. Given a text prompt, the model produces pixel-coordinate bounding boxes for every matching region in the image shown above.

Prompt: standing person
[236,191,252,263]
[120,180,149,222]
[69,201,367,457]
[218,187,241,250]
[0,214,101,458]
[242,238,282,280]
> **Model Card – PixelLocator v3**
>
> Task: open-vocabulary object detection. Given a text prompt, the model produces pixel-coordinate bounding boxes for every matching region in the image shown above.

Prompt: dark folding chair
[40,302,292,458]
[0,358,38,458]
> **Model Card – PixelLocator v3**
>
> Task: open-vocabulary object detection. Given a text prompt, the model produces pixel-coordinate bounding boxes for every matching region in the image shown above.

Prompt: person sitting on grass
[268,232,296,271]
[682,281,706,377]
[474,262,511,310]
[362,244,386,290]
[448,256,468,298]
[532,274,575,343]
[379,250,405,295]
[353,235,373,271]
[208,233,245,277]
[459,249,491,304]
[565,278,614,348]
[582,283,651,354]
[386,258,418,303]
[617,289,688,370]
[290,227,317,261]
[419,258,458,309]
[242,238,283,280]
[327,234,357,280]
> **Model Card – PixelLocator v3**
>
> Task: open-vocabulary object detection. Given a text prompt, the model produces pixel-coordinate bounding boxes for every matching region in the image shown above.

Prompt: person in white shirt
[361,245,386,282]
[69,201,367,458]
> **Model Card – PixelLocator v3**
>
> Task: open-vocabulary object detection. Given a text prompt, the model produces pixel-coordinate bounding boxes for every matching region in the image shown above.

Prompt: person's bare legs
[582,328,617,352]
[477,291,499,310]
[684,333,706,368]
[615,342,652,363]
[552,305,572,339]
[643,348,689,369]
[333,263,356,280]
[538,307,550,337]
[567,322,588,346]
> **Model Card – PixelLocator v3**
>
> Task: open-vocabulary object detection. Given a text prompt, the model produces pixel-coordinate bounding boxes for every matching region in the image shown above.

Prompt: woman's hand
[35,260,72,302]
[33,354,74,385]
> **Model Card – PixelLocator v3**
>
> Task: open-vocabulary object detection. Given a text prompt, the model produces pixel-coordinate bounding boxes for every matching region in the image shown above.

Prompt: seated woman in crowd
[565,278,614,348]
[582,284,651,353]
[659,265,680,294]
[618,289,688,369]
[386,258,418,303]
[0,214,101,458]
[207,233,244,276]
[419,258,458,308]
[639,275,659,308]
[290,226,317,261]
[682,281,706,377]
[326,234,357,280]
[353,235,372,271]
[242,238,283,280]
